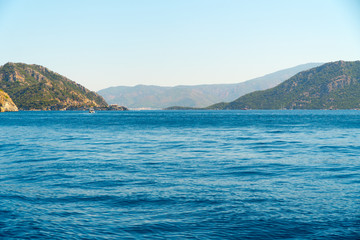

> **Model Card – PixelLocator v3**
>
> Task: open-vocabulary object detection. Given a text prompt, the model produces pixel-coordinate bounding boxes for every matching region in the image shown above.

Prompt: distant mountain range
[98,63,322,109]
[0,63,108,110]
[4,61,356,111]
[207,60,360,110]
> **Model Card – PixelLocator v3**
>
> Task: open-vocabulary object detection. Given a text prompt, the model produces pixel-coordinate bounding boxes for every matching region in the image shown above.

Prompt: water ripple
[0,110,359,239]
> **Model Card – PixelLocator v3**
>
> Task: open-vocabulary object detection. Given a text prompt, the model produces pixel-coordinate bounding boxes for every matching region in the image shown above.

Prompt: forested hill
[0,63,108,110]
[208,61,360,110]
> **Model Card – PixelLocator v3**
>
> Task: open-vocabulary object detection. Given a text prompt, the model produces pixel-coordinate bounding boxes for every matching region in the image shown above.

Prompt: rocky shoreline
[0,90,129,112]
[0,90,18,112]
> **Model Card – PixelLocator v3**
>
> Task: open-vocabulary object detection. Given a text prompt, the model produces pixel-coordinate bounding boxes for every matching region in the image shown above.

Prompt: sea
[0,110,359,239]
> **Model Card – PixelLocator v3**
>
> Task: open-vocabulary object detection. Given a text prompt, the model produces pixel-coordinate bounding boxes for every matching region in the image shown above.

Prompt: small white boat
[89,107,95,113]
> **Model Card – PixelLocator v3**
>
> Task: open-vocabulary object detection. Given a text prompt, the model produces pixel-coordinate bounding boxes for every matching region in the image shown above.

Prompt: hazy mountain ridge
[0,63,108,110]
[98,63,322,108]
[208,60,360,110]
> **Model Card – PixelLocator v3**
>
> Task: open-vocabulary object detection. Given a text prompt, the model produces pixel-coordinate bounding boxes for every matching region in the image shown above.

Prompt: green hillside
[0,63,108,110]
[208,61,360,110]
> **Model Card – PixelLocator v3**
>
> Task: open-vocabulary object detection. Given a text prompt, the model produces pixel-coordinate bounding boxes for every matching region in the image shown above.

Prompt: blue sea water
[0,110,359,239]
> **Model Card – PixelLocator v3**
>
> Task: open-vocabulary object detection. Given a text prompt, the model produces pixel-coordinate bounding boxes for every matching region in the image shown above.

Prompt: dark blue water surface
[0,110,360,239]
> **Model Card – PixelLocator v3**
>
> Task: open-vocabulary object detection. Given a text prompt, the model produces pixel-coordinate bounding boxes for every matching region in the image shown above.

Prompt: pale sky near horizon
[0,0,359,91]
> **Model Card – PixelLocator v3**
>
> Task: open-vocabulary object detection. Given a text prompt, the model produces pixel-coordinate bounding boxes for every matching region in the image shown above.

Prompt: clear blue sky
[0,0,359,91]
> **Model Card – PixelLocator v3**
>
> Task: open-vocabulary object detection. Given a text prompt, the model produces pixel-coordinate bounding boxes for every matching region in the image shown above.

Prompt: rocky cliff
[0,89,18,112]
